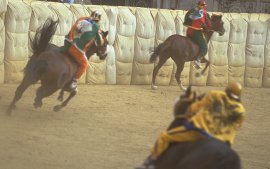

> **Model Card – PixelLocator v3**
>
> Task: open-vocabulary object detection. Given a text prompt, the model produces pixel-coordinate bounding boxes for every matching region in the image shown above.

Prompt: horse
[6,18,109,114]
[151,86,241,169]
[150,14,225,90]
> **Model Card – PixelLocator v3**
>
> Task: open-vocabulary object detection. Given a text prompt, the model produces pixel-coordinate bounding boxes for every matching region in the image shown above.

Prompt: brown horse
[149,86,241,169]
[150,14,225,90]
[6,18,109,114]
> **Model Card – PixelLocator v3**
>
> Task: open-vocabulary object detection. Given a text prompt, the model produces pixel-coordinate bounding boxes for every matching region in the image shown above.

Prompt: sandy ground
[0,84,269,169]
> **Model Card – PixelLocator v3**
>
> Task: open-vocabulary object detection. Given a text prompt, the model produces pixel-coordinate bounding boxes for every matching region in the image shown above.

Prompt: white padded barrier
[4,0,31,83]
[262,15,270,87]
[207,14,230,86]
[104,6,118,85]
[114,6,136,84]
[245,14,267,87]
[69,3,89,20]
[131,7,155,85]
[29,1,58,57]
[226,13,248,86]
[48,2,73,45]
[0,0,7,83]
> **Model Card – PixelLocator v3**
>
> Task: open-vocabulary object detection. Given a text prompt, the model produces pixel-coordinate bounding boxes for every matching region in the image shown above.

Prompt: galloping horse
[6,18,109,114]
[150,14,225,90]
[153,87,241,169]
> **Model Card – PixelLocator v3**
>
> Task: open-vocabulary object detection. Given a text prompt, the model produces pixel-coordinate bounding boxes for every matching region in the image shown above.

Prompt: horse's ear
[206,13,211,19]
[104,31,109,37]
[186,85,192,96]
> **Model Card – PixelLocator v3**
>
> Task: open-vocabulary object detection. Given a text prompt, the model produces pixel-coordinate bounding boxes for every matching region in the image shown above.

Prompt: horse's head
[173,86,197,118]
[167,86,198,129]
[96,30,109,60]
[210,14,225,36]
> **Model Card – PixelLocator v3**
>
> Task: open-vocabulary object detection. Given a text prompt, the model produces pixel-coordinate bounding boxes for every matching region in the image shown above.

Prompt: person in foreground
[136,81,245,169]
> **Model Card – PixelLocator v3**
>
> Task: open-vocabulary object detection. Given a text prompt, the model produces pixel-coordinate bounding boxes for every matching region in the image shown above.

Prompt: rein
[208,29,223,34]
[173,115,213,138]
[183,121,213,138]
[83,38,96,52]
[174,114,187,119]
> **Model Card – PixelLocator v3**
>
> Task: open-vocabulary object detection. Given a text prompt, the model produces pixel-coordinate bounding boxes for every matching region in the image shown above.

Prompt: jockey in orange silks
[62,10,102,88]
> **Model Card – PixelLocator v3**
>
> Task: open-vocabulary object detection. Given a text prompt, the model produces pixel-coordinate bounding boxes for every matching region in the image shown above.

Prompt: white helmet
[91,10,101,21]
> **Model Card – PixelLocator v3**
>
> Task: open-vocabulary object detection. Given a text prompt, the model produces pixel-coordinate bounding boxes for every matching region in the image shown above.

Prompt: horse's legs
[6,78,32,114]
[175,63,186,91]
[53,88,77,112]
[196,59,210,77]
[34,85,58,108]
[57,89,64,102]
[201,60,210,74]
[151,57,167,90]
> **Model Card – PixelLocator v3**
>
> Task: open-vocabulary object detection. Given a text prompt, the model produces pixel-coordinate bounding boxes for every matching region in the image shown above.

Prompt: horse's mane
[30,18,59,56]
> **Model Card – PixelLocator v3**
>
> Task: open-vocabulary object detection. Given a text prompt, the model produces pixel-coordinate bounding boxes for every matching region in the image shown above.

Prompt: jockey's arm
[68,17,91,41]
[92,22,101,46]
[76,21,101,52]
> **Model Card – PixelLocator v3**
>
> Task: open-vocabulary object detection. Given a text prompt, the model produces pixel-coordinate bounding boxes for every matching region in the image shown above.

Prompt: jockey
[184,0,211,69]
[135,81,245,169]
[62,10,102,89]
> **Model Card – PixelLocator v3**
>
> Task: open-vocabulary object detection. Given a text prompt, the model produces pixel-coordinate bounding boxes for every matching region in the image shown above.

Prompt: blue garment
[59,0,74,4]
[189,7,204,20]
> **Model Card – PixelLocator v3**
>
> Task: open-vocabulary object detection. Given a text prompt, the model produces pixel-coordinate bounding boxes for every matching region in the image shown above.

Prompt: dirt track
[0,84,269,169]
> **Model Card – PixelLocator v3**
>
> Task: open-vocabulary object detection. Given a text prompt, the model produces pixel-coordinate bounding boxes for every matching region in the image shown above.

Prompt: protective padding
[4,1,31,83]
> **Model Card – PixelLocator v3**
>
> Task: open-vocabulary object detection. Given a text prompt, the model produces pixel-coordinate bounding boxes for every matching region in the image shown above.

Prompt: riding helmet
[197,0,207,7]
[91,10,101,21]
[225,81,242,101]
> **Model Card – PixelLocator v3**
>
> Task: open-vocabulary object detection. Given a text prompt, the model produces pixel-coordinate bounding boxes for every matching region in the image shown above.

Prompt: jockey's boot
[70,78,78,89]
[194,49,207,69]
[135,156,156,169]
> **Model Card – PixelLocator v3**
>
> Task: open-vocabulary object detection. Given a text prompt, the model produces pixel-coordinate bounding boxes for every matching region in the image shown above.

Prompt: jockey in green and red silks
[61,10,102,89]
[186,0,212,69]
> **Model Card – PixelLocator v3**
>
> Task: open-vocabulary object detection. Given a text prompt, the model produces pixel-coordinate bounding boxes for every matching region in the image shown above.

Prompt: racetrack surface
[0,84,269,169]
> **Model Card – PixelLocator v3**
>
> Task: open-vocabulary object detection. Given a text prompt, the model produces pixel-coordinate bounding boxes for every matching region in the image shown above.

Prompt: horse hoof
[151,84,158,90]
[192,64,202,70]
[33,102,42,109]
[195,72,201,77]
[6,105,16,115]
[58,96,63,102]
[53,105,61,112]
[179,85,186,91]
[6,109,12,115]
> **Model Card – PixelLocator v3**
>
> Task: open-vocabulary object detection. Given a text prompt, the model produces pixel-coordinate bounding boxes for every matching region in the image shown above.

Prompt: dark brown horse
[6,18,109,114]
[149,87,241,169]
[150,14,225,90]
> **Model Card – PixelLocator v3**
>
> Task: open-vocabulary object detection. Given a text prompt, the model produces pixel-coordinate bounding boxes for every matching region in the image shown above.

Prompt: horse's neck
[203,30,214,43]
[167,118,186,130]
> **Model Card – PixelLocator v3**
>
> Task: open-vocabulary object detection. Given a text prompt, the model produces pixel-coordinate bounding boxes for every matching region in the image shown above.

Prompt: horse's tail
[30,18,59,56]
[150,41,170,63]
[24,18,59,81]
